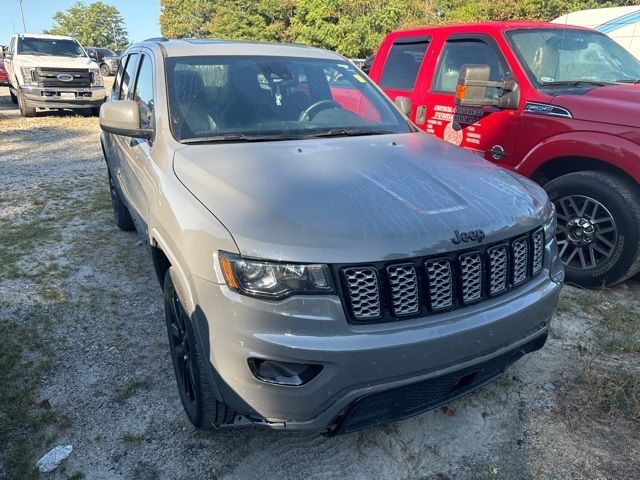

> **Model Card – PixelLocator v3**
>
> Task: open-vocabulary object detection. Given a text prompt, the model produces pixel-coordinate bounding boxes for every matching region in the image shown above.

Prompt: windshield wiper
[539,80,610,87]
[305,128,394,138]
[181,133,299,144]
[614,78,640,84]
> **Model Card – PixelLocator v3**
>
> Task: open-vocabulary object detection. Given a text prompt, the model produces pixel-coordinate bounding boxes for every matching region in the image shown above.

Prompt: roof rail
[143,37,169,42]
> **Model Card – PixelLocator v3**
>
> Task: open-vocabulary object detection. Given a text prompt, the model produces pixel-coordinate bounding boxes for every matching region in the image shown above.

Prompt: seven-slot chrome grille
[340,227,545,323]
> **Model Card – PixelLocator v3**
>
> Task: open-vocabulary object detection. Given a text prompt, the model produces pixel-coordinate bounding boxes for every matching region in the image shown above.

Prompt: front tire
[544,171,640,287]
[163,268,235,429]
[100,63,110,77]
[10,89,18,104]
[107,169,135,231]
[17,92,36,117]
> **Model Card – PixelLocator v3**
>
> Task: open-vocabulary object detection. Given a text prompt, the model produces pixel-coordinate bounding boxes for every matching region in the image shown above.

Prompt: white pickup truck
[5,34,106,117]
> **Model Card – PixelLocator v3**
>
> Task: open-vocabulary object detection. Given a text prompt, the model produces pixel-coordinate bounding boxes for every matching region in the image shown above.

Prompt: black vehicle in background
[361,55,374,75]
[86,47,119,76]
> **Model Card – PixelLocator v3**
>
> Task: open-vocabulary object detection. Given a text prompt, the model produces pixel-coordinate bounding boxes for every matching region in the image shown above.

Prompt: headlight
[20,67,36,85]
[543,199,557,237]
[218,252,334,299]
[90,68,104,87]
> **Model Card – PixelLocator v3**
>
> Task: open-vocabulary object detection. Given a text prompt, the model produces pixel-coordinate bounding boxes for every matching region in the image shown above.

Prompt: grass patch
[122,432,146,446]
[598,305,640,354]
[114,377,153,402]
[577,364,640,419]
[131,461,160,480]
[0,308,69,479]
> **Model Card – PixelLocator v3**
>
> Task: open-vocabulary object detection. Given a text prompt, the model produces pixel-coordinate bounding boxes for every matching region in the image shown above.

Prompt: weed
[132,461,160,480]
[122,432,147,446]
[114,376,153,402]
[577,364,640,419]
[598,305,640,354]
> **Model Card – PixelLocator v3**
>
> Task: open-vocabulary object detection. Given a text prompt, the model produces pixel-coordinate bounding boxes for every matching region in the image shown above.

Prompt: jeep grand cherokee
[99,38,563,434]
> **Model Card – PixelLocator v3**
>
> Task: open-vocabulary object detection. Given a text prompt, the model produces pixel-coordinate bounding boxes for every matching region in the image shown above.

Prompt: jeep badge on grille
[451,229,485,244]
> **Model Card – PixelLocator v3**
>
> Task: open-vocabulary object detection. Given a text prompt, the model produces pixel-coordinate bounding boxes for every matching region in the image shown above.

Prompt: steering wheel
[298,100,342,122]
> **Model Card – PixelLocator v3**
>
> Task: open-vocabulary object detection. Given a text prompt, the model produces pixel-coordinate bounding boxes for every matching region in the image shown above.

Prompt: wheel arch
[516,131,640,186]
[531,156,639,187]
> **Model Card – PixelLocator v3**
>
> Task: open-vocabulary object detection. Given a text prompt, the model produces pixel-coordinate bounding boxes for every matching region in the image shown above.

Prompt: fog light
[248,358,322,386]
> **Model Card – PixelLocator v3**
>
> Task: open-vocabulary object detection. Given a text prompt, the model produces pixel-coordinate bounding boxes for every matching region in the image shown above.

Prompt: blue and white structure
[553,6,640,60]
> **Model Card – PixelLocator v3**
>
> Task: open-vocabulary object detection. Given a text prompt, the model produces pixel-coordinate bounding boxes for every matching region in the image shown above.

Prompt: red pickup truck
[369,21,640,287]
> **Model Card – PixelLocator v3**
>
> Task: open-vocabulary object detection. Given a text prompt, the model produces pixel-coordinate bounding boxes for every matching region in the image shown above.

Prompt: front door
[423,35,520,164]
[118,51,156,236]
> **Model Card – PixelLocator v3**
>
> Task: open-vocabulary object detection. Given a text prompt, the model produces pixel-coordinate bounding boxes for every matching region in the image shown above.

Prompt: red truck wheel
[545,171,640,287]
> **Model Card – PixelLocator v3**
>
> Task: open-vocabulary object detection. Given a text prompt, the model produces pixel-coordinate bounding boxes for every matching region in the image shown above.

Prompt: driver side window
[433,39,506,93]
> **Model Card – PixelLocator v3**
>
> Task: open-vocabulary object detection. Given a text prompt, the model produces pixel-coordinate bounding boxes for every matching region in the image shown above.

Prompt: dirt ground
[1,83,639,480]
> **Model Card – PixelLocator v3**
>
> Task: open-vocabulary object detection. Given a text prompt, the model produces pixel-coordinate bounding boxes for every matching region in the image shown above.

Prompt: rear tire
[163,268,235,429]
[107,169,135,231]
[10,89,18,104]
[544,171,640,287]
[17,92,36,117]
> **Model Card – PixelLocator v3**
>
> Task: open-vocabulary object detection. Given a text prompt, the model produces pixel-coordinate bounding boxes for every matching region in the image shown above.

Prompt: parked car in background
[370,22,640,288]
[99,37,562,434]
[4,34,106,117]
[86,46,119,76]
[361,54,375,74]
[0,60,8,86]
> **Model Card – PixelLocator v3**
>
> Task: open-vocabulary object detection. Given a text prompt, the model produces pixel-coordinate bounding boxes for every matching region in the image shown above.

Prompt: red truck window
[380,39,430,90]
[433,39,505,93]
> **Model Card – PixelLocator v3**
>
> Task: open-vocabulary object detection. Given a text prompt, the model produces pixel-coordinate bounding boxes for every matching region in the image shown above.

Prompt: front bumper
[191,240,563,432]
[21,85,106,109]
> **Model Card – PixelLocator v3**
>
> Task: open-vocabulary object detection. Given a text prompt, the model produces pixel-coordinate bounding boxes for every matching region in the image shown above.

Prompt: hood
[17,54,98,70]
[553,84,640,128]
[174,133,549,263]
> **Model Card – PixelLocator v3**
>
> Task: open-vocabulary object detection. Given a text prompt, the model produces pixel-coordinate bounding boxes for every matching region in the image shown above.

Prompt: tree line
[159,0,640,57]
[44,0,640,56]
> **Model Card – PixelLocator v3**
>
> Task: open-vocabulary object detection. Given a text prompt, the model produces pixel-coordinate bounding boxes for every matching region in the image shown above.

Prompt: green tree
[46,1,128,50]
[158,0,640,57]
[430,0,640,24]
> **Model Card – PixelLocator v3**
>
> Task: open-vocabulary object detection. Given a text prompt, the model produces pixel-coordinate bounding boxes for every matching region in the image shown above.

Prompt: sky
[0,0,162,46]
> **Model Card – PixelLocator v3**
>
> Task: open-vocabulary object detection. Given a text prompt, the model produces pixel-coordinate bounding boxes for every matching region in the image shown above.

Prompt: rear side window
[133,54,154,128]
[379,40,430,90]
[433,39,506,93]
[119,53,139,100]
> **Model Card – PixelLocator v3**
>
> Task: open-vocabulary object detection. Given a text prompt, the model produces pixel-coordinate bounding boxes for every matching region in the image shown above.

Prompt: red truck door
[419,34,521,164]
[375,35,432,124]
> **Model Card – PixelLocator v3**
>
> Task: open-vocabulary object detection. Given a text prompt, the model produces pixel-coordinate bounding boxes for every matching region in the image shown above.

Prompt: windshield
[166,56,412,142]
[506,28,640,85]
[17,37,86,58]
[99,48,116,56]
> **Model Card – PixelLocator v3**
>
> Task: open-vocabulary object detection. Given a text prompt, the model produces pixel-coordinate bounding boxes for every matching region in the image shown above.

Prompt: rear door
[424,34,520,163]
[376,36,432,124]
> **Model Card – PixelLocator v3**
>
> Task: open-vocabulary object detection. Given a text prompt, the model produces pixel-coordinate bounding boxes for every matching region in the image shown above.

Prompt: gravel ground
[1,83,639,480]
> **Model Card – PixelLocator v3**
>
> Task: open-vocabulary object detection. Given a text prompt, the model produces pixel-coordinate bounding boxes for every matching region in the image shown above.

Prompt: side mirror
[395,96,412,116]
[99,100,153,139]
[454,64,519,110]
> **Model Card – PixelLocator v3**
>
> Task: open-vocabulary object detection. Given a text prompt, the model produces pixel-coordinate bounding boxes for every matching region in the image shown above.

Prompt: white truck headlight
[20,67,37,85]
[218,252,334,299]
[90,68,104,87]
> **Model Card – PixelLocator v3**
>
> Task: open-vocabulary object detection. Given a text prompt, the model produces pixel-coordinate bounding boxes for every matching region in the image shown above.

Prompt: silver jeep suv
[99,38,563,434]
